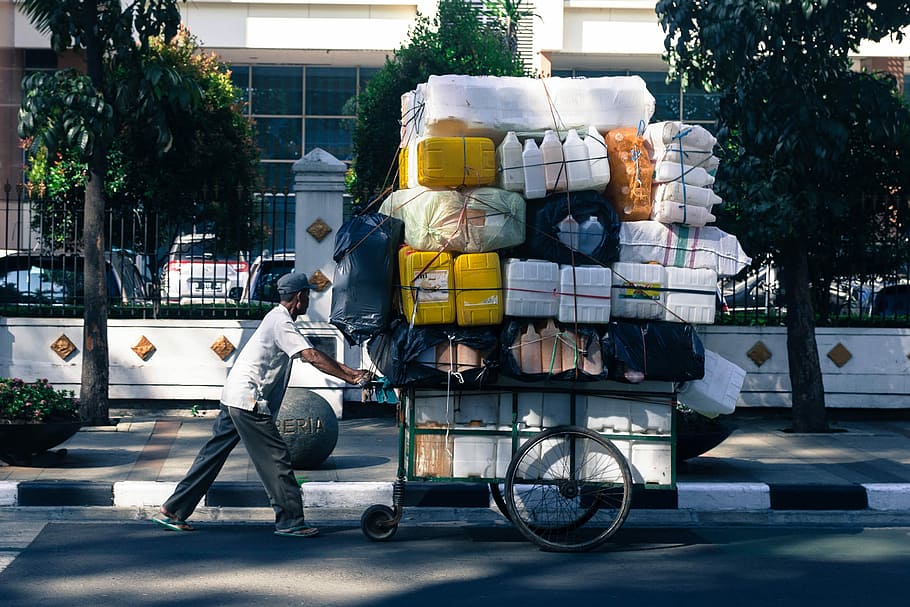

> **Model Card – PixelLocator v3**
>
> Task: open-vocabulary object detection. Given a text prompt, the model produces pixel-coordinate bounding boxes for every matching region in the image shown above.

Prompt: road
[2,519,909,606]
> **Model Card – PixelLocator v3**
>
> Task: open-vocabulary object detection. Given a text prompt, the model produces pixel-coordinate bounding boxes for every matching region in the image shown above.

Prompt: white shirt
[220,305,313,413]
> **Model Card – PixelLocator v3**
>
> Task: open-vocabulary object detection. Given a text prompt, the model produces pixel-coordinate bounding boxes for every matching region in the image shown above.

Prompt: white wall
[3,318,909,412]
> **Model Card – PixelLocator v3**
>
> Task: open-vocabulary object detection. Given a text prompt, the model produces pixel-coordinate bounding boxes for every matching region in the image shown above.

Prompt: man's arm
[298,348,372,385]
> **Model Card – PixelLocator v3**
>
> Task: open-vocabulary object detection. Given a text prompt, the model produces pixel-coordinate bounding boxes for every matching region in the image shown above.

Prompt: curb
[3,480,910,514]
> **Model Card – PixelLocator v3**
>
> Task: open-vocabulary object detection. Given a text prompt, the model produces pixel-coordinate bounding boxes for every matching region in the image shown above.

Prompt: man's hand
[354,370,374,387]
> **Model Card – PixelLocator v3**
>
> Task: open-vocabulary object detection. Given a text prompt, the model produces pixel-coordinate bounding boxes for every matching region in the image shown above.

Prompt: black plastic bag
[509,190,621,266]
[330,213,404,345]
[602,320,705,383]
[367,318,499,387]
[499,319,604,382]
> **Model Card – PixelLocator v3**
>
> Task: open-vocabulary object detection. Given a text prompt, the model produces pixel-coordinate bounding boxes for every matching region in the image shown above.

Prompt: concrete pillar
[290,148,362,416]
[292,148,346,323]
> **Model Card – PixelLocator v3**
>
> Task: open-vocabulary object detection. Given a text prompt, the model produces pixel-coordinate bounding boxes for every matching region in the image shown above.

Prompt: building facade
[2,0,908,188]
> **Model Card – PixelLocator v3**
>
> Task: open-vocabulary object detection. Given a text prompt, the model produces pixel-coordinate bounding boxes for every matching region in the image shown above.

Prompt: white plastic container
[413,395,455,426]
[558,265,612,324]
[653,161,715,187]
[664,266,717,324]
[651,199,716,227]
[585,125,611,191]
[610,261,666,320]
[583,395,632,434]
[563,128,593,191]
[496,131,524,192]
[678,350,746,417]
[453,436,497,478]
[577,216,606,255]
[629,403,672,434]
[630,441,672,485]
[502,258,559,317]
[653,181,722,209]
[516,391,571,429]
[452,392,501,426]
[521,138,547,199]
[541,129,567,192]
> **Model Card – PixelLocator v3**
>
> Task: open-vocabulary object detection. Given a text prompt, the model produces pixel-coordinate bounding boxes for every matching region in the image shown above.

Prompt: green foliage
[350,0,526,205]
[0,377,80,423]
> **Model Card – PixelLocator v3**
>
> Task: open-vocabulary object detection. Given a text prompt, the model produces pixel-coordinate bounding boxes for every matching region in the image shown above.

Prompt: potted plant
[0,377,82,465]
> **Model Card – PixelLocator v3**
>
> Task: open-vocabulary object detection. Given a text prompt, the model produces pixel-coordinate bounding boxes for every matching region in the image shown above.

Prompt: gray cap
[276,272,316,296]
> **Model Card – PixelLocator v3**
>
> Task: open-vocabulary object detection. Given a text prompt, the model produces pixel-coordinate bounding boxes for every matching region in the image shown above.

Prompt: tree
[481,0,538,59]
[656,1,910,431]
[349,0,526,205]
[24,28,260,256]
[17,0,195,425]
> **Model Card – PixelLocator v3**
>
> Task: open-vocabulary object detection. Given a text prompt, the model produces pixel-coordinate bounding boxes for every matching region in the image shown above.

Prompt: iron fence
[3,182,910,325]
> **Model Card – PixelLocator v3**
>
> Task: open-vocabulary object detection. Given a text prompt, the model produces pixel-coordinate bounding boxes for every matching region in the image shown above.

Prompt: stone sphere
[275,389,339,468]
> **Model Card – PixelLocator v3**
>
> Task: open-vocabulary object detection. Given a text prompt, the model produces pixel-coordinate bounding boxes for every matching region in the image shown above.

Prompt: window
[232,64,372,191]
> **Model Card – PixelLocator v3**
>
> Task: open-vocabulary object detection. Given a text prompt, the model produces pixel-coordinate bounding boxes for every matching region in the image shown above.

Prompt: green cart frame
[361,382,677,552]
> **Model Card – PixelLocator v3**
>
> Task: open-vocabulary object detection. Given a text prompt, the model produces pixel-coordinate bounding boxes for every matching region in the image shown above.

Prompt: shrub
[0,378,80,423]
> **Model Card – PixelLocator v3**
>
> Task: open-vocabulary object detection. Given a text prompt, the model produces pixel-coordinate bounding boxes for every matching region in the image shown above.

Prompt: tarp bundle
[330,213,404,345]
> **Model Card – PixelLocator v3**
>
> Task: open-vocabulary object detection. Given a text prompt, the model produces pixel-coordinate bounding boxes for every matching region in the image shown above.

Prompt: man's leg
[162,405,241,522]
[226,406,307,531]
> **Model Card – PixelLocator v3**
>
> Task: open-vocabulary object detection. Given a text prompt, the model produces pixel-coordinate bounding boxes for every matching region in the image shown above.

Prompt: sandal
[152,508,195,532]
[275,524,319,538]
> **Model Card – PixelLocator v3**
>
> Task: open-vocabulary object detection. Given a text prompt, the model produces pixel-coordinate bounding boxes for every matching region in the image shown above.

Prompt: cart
[361,381,677,552]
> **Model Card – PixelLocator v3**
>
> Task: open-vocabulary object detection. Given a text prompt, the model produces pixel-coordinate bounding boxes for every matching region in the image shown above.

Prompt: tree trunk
[782,247,829,432]
[79,170,109,425]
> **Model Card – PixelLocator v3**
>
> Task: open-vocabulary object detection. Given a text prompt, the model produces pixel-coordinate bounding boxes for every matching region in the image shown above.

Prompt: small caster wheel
[361,504,398,541]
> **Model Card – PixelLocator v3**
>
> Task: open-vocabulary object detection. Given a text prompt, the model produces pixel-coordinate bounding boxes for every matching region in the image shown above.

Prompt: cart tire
[361,505,398,542]
[489,483,512,521]
[504,425,632,553]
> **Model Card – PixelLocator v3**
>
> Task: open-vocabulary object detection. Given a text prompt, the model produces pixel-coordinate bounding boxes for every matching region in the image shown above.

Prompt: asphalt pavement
[2,404,910,528]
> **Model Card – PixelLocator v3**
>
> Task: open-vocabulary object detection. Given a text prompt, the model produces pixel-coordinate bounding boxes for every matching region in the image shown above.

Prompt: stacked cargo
[333,74,751,424]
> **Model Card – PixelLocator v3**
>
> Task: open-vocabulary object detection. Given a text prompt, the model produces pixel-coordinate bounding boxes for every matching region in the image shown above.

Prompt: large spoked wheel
[504,426,632,553]
[489,483,512,521]
[361,504,398,542]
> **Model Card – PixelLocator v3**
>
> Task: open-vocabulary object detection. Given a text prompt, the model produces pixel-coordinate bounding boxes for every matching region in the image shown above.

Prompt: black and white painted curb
[3,480,910,513]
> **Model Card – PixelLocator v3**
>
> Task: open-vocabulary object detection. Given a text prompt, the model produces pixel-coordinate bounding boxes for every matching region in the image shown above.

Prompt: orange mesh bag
[604,127,654,221]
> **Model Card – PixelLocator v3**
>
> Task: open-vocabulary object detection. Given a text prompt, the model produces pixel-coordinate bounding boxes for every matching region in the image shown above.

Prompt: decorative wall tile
[50,334,76,360]
[309,270,331,292]
[306,218,332,242]
[132,336,156,361]
[211,335,236,361]
[746,340,772,367]
[827,342,852,368]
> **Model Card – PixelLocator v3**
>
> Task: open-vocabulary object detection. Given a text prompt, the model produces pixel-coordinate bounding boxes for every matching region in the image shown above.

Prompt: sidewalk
[2,407,910,527]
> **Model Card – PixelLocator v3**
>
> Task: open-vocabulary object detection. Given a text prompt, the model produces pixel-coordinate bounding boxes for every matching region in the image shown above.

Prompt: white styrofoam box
[416,75,656,142]
[583,395,632,434]
[453,435,497,478]
[453,392,500,426]
[414,394,455,426]
[495,436,531,477]
[610,261,666,320]
[664,266,717,324]
[630,441,672,485]
[516,391,572,429]
[503,258,559,317]
[630,403,673,435]
[558,265,612,324]
[678,350,746,417]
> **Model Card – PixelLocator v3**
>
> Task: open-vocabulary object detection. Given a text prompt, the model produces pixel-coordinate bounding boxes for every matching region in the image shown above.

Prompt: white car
[160,234,249,305]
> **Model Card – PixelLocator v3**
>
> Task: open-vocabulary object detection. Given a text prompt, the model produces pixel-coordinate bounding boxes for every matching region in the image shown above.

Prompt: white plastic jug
[557,214,580,251]
[563,128,593,191]
[653,182,722,209]
[522,138,547,199]
[541,129,568,192]
[654,162,715,187]
[577,216,605,255]
[651,200,716,227]
[496,131,524,192]
[585,125,611,191]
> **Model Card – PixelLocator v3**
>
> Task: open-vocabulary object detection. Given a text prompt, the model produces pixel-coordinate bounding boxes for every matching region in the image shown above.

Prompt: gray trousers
[163,405,306,531]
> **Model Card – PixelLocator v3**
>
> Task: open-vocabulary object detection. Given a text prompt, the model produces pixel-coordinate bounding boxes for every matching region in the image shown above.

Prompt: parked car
[873,283,910,317]
[159,233,249,305]
[717,265,780,312]
[232,251,295,305]
[0,250,150,306]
